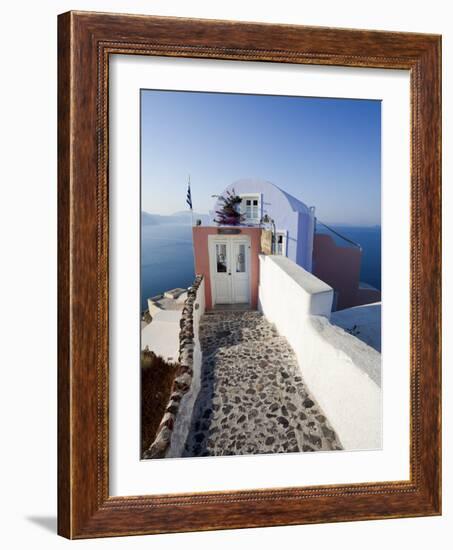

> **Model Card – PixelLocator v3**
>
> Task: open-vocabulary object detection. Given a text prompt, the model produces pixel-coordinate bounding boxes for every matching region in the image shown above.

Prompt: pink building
[192,180,381,312]
[192,227,261,310]
[312,234,381,310]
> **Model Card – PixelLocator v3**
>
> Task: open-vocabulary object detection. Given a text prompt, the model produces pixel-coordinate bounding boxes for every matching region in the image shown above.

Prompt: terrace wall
[143,276,205,459]
[258,255,382,450]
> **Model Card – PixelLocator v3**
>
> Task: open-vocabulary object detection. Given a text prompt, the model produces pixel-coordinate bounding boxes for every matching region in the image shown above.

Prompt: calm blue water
[141,224,195,311]
[141,224,381,310]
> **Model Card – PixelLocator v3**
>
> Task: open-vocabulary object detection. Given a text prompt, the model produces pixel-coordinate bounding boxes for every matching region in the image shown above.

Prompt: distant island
[142,211,211,226]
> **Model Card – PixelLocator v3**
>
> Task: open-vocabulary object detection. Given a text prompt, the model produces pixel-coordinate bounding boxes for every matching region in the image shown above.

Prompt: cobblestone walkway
[184,311,342,457]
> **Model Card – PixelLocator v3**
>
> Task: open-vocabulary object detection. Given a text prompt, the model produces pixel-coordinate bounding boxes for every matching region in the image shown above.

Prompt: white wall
[259,255,382,450]
[1,1,450,549]
[141,309,182,361]
[258,254,334,322]
[302,316,382,450]
[167,279,206,457]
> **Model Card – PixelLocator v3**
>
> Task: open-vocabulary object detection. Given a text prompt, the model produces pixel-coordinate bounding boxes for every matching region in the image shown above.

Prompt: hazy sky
[141,90,381,225]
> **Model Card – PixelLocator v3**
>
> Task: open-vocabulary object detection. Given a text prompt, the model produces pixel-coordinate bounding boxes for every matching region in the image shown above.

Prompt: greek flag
[186,178,192,210]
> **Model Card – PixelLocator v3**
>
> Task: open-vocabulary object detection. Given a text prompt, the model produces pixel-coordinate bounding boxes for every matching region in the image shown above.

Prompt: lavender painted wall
[297,208,315,272]
[210,178,315,272]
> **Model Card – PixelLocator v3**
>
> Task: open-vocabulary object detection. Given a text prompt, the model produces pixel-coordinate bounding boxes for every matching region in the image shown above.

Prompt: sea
[141,224,381,311]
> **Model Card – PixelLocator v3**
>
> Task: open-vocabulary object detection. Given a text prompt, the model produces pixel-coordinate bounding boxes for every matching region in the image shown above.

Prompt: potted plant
[214,189,245,225]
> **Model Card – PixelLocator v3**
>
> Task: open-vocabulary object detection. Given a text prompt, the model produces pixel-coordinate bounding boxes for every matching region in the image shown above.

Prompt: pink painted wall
[192,227,261,310]
[312,234,381,311]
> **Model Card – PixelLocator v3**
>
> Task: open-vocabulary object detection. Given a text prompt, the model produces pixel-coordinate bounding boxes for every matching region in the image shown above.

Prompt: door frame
[208,234,251,307]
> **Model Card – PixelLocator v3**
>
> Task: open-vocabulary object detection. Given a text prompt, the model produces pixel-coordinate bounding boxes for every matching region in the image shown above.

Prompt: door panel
[231,242,250,303]
[213,242,232,304]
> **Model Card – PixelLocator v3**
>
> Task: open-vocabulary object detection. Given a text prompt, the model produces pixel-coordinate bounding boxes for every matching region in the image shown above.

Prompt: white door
[211,239,250,305]
[231,241,249,303]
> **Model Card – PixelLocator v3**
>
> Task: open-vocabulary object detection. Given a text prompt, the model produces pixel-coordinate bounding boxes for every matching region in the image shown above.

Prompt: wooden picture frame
[58,11,441,539]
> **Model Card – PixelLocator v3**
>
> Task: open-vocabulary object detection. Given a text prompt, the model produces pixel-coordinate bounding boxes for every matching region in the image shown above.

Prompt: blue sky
[141,90,381,225]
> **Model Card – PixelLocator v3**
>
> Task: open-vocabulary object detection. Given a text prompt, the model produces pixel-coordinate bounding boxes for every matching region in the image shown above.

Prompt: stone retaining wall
[143,275,205,459]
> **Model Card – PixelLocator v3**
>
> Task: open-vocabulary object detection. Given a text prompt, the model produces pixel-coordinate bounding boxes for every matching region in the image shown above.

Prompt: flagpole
[189,174,194,227]
[187,174,196,279]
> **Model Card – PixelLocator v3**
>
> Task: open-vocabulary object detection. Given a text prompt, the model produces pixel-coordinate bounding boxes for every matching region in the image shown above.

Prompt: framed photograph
[58,11,441,538]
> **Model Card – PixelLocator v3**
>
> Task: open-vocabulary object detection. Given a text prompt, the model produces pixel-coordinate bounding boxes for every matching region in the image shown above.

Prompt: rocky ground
[184,310,342,457]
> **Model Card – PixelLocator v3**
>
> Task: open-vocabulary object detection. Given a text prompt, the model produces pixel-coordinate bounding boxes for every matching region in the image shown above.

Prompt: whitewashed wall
[258,254,334,321]
[167,278,205,457]
[258,255,382,450]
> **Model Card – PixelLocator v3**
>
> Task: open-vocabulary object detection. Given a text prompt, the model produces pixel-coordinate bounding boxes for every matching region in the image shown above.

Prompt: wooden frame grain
[58,11,441,539]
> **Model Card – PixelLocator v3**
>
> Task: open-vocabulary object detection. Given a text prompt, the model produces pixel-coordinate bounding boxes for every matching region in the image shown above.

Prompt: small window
[245,199,252,219]
[273,232,286,256]
[240,195,260,222]
[216,244,227,272]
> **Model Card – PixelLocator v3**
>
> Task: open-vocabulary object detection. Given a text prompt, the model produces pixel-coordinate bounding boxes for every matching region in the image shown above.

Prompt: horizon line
[141,210,381,227]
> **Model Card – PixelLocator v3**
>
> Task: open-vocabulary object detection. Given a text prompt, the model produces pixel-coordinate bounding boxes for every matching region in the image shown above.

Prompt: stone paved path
[184,311,342,457]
